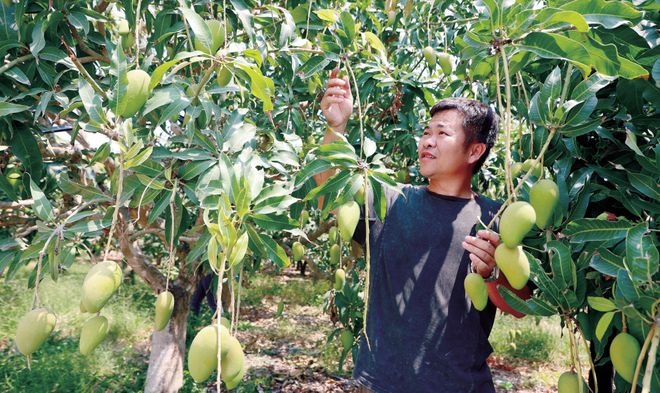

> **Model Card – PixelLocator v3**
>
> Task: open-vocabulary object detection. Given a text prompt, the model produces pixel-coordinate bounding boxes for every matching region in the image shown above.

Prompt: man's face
[417,109,476,180]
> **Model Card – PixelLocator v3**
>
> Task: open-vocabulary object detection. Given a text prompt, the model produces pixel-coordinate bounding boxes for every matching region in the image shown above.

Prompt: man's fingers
[330,68,339,79]
[470,254,492,277]
[464,236,496,260]
[325,87,347,96]
[477,229,500,246]
[462,241,495,267]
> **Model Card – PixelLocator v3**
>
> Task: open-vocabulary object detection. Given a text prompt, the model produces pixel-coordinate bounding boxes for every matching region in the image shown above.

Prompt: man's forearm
[312,125,346,187]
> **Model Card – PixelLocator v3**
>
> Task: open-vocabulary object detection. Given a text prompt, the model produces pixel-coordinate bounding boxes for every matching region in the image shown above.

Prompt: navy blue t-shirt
[352,184,501,393]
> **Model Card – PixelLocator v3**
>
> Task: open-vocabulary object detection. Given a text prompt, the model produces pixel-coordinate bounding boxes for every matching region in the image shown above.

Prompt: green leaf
[571,73,615,101]
[29,179,53,221]
[0,101,29,116]
[626,223,658,283]
[563,218,632,242]
[149,51,203,90]
[498,286,556,316]
[294,159,333,189]
[548,240,576,290]
[298,56,332,79]
[124,146,153,169]
[89,143,110,165]
[314,9,339,23]
[561,118,601,137]
[10,128,43,179]
[595,311,615,341]
[29,19,45,57]
[237,64,274,111]
[0,170,18,201]
[59,173,112,203]
[363,32,387,59]
[627,172,660,200]
[303,169,351,202]
[179,6,212,53]
[78,78,106,125]
[249,213,298,231]
[339,11,355,42]
[560,0,643,29]
[260,233,290,268]
[587,296,617,312]
[590,248,624,276]
[537,9,589,33]
[615,268,639,303]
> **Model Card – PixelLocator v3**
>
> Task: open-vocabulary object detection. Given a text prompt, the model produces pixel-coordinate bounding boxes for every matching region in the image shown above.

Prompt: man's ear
[467,143,487,165]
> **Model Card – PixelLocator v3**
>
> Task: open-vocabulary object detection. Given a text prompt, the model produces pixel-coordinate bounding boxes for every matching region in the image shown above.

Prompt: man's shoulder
[475,193,502,211]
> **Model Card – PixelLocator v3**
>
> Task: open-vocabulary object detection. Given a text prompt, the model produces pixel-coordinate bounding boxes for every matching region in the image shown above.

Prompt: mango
[558,371,587,393]
[522,159,542,177]
[511,162,523,177]
[334,268,346,290]
[118,19,130,35]
[194,19,225,54]
[187,325,231,383]
[328,227,338,244]
[79,315,109,355]
[339,329,353,351]
[354,185,365,205]
[437,52,452,75]
[499,201,536,247]
[220,317,232,330]
[225,364,245,389]
[155,291,175,331]
[117,69,150,118]
[464,273,488,311]
[494,244,530,290]
[337,201,360,242]
[216,65,232,87]
[221,336,245,382]
[292,241,304,262]
[79,300,87,313]
[530,179,559,229]
[330,244,341,265]
[422,46,436,68]
[610,332,640,383]
[82,261,122,313]
[15,308,57,356]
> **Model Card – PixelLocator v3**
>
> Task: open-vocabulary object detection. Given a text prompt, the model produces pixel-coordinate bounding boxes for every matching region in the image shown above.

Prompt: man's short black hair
[430,98,498,174]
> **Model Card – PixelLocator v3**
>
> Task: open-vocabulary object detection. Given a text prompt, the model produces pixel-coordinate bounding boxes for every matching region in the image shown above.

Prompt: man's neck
[427,174,475,199]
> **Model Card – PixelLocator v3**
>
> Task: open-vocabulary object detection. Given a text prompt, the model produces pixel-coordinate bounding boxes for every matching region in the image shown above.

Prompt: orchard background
[0,0,658,392]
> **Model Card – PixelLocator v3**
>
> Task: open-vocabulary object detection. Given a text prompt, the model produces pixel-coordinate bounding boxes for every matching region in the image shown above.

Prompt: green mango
[494,244,530,290]
[511,162,523,178]
[354,184,366,205]
[499,201,536,247]
[79,315,109,355]
[117,19,130,35]
[194,19,225,54]
[187,325,232,383]
[292,241,304,262]
[117,69,150,118]
[155,291,175,331]
[557,371,587,393]
[610,332,640,383]
[339,329,353,351]
[330,244,341,266]
[422,46,436,68]
[328,227,338,244]
[334,268,346,290]
[337,201,360,242]
[221,336,245,382]
[224,363,245,389]
[530,179,559,229]
[15,308,56,356]
[437,52,453,75]
[522,159,543,177]
[82,261,122,313]
[464,273,488,311]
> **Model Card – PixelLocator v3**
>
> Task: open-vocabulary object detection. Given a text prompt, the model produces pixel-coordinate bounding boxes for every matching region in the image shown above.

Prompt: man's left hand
[462,230,500,278]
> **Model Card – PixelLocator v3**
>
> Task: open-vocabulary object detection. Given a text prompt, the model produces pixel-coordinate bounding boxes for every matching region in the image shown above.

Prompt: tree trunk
[144,286,191,393]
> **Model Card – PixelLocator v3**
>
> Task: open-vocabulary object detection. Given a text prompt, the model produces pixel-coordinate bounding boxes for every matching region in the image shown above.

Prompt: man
[315,69,503,393]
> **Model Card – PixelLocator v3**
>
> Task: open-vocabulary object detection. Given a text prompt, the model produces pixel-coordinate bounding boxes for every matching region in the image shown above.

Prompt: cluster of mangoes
[464,177,559,311]
[187,323,245,389]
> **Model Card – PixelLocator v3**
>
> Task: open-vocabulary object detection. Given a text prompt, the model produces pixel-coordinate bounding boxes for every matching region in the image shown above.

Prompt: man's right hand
[320,68,353,130]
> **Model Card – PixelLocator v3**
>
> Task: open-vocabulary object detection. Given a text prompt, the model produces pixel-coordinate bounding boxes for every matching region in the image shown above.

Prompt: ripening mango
[494,244,530,290]
[221,336,245,382]
[437,52,453,75]
[499,201,536,247]
[330,244,341,265]
[15,308,57,356]
[292,241,304,262]
[610,332,640,383]
[557,371,587,393]
[339,329,353,351]
[422,46,436,68]
[79,315,109,355]
[155,291,175,331]
[82,261,122,313]
[187,325,231,383]
[334,268,346,290]
[116,69,150,118]
[530,179,559,229]
[337,201,360,242]
[464,273,488,311]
